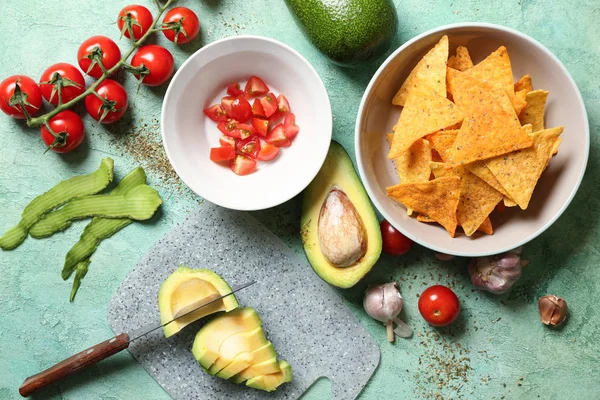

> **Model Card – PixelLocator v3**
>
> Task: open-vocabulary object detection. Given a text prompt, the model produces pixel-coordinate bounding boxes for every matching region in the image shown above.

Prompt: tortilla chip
[387,176,460,237]
[504,197,518,207]
[552,137,562,156]
[417,214,493,235]
[519,90,548,132]
[430,163,503,236]
[513,89,528,115]
[389,94,464,158]
[515,75,533,93]
[386,134,432,183]
[448,45,474,72]
[466,161,511,198]
[426,130,459,162]
[446,76,533,166]
[486,127,564,210]
[431,149,444,162]
[392,36,449,106]
[446,67,461,98]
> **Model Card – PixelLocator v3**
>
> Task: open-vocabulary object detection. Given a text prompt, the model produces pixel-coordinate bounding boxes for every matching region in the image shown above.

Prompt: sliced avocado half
[206,326,269,375]
[246,360,292,392]
[158,267,239,338]
[229,354,280,383]
[301,142,382,288]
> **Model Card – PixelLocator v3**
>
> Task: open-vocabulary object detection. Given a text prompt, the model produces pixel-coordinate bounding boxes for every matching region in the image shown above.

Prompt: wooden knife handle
[19,332,130,397]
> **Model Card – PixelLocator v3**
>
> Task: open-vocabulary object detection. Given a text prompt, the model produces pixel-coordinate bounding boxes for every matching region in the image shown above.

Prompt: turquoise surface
[0,1,599,399]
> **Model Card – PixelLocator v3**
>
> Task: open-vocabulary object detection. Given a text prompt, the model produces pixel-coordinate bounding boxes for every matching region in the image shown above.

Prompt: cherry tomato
[418,285,460,327]
[130,45,174,86]
[236,123,255,140]
[221,96,235,114]
[217,120,240,138]
[230,155,256,176]
[0,75,42,119]
[210,146,235,162]
[40,110,85,153]
[277,94,290,115]
[78,36,122,79]
[236,136,261,159]
[219,135,236,148]
[380,219,413,256]
[260,92,278,118]
[257,143,280,161]
[228,97,252,122]
[117,4,153,40]
[227,82,243,97]
[244,76,269,97]
[252,98,266,118]
[85,79,128,124]
[204,104,228,123]
[283,113,300,140]
[266,124,290,147]
[162,7,200,44]
[252,117,269,138]
[39,63,85,106]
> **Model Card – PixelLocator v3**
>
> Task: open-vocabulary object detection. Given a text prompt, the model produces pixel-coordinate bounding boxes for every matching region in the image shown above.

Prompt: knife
[18,281,256,397]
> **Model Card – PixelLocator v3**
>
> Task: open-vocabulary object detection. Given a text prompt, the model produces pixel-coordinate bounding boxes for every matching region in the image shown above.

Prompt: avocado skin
[285,0,398,66]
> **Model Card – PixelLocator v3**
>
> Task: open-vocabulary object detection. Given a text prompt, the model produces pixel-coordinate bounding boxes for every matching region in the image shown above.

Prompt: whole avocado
[285,0,398,67]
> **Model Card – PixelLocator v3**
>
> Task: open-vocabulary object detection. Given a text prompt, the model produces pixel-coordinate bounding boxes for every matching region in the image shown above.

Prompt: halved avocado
[206,327,269,375]
[301,142,382,288]
[158,267,239,338]
[191,308,262,370]
[246,360,292,392]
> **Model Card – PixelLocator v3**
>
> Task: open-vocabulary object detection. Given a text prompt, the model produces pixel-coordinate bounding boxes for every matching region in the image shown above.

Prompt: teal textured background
[1,1,599,399]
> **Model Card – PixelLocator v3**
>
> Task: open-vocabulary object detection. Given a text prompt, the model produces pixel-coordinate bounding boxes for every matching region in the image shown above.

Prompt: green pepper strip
[70,259,90,302]
[29,184,162,238]
[0,158,114,250]
[62,167,147,280]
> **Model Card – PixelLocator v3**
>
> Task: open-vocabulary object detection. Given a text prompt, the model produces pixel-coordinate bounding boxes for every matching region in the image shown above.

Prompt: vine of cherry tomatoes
[0,1,200,154]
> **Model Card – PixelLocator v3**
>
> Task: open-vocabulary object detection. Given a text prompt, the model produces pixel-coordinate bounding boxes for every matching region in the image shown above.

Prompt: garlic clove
[392,317,413,338]
[539,295,568,327]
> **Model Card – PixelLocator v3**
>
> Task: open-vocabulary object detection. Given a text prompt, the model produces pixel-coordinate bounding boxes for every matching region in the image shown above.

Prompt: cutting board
[107,204,380,400]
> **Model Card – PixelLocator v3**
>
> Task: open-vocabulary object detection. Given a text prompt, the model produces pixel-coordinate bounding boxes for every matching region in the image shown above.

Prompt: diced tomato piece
[219,135,236,148]
[283,113,300,140]
[235,136,261,159]
[210,146,235,162]
[235,123,255,140]
[252,117,269,138]
[227,82,243,97]
[221,96,236,114]
[244,76,269,97]
[252,99,266,118]
[217,120,240,138]
[257,143,280,161]
[265,123,289,147]
[204,104,228,123]
[230,155,257,176]
[276,94,290,116]
[260,92,278,118]
[228,97,252,122]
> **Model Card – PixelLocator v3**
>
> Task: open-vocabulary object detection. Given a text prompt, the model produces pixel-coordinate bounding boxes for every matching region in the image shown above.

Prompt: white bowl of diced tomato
[161,35,332,211]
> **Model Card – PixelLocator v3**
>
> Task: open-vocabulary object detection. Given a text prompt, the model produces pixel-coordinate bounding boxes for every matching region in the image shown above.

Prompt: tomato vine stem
[27,0,176,128]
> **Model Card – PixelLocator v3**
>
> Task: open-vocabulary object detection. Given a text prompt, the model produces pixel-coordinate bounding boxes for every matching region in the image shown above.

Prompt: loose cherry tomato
[380,219,413,256]
[227,82,244,97]
[257,143,280,161]
[260,92,278,118]
[78,36,122,79]
[0,75,42,119]
[40,110,85,153]
[217,120,240,138]
[252,117,269,138]
[210,146,235,162]
[162,7,200,44]
[130,45,174,86]
[39,63,85,106]
[85,79,128,124]
[283,113,300,140]
[219,135,236,147]
[266,124,290,147]
[228,97,252,122]
[117,5,153,40]
[418,285,460,327]
[244,76,269,97]
[204,104,228,123]
[230,155,257,176]
[236,136,261,159]
[252,98,266,117]
[277,94,290,115]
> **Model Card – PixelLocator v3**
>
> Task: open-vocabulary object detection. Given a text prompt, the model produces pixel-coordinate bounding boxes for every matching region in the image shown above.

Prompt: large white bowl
[162,36,332,211]
[355,23,589,257]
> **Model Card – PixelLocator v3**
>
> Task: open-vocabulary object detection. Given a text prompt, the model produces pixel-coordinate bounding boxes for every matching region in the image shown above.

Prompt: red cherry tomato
[40,110,85,153]
[230,155,256,176]
[221,96,235,114]
[217,120,240,138]
[418,285,460,327]
[283,113,300,140]
[260,92,278,118]
[117,4,153,40]
[204,104,228,123]
[265,123,290,147]
[257,143,280,161]
[219,135,236,148]
[252,117,269,138]
[210,146,235,162]
[235,136,261,159]
[252,98,266,118]
[380,219,413,256]
[235,123,255,140]
[162,7,200,44]
[244,76,269,97]
[85,79,128,124]
[0,75,42,119]
[276,94,290,115]
[78,36,122,79]
[39,63,85,106]
[227,82,243,97]
[130,45,174,86]
[228,97,253,122]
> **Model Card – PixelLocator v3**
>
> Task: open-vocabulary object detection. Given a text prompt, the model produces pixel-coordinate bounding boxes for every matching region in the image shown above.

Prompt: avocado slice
[158,267,239,338]
[284,0,398,66]
[191,308,262,369]
[222,343,279,382]
[246,360,292,392]
[301,142,382,288]
[229,355,280,383]
[205,327,270,375]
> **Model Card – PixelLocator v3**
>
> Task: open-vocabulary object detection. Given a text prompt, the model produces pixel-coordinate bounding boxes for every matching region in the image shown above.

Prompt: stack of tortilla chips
[386,35,563,238]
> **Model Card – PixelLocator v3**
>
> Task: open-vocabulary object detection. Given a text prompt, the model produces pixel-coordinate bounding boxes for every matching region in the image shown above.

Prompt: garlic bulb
[539,295,568,327]
[363,282,412,342]
[469,247,528,294]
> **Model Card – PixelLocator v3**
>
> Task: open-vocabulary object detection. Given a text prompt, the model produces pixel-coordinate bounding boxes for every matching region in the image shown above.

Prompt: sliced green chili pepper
[70,259,90,302]
[29,184,162,238]
[62,167,146,280]
[0,158,114,250]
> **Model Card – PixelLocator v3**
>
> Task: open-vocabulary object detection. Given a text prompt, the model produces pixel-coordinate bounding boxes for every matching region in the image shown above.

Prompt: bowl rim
[354,22,590,257]
[161,34,332,211]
